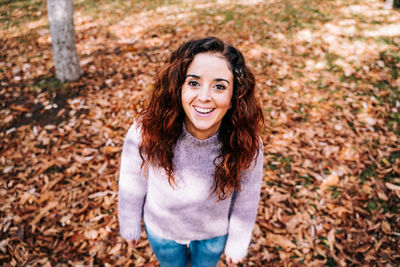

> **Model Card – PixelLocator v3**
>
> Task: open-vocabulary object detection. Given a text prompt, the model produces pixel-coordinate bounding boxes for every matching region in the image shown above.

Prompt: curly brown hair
[138,37,264,200]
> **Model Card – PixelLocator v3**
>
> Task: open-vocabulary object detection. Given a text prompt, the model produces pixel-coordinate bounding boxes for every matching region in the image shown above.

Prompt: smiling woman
[181,53,233,140]
[118,37,264,266]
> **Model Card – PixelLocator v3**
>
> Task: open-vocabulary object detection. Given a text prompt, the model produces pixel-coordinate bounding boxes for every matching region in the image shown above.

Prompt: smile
[194,106,215,114]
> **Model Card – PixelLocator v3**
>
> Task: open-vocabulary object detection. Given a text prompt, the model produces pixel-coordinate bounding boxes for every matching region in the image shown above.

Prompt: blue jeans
[145,225,227,267]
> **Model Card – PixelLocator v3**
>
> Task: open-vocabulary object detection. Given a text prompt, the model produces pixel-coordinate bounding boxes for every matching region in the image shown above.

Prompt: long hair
[138,37,264,200]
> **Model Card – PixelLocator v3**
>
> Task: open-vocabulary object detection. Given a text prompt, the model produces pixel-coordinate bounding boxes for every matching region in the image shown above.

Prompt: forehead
[187,53,232,79]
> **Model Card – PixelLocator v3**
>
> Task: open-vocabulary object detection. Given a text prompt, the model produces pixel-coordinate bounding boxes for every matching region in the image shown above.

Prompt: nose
[198,85,211,102]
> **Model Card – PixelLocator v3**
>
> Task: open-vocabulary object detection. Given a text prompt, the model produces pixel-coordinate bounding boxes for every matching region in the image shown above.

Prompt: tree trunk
[385,0,394,9]
[47,0,82,82]
[385,0,400,9]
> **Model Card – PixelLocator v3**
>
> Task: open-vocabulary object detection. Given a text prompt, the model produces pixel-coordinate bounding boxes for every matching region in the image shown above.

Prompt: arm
[118,122,148,241]
[224,146,264,262]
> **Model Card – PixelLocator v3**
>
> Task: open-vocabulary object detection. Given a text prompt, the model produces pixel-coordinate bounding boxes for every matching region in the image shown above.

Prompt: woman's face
[181,52,233,140]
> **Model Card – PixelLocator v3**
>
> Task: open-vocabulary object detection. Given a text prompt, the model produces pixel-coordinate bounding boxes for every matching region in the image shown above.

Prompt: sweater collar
[181,123,220,146]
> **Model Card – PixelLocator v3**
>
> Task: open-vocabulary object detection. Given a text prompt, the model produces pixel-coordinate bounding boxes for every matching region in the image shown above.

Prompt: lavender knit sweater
[118,122,263,261]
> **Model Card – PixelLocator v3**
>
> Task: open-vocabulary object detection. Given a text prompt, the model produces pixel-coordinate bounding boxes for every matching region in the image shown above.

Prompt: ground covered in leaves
[1,0,399,266]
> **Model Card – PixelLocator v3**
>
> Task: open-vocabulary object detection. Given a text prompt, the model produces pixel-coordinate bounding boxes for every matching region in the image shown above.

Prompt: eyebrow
[186,74,200,79]
[215,78,230,84]
[186,74,230,84]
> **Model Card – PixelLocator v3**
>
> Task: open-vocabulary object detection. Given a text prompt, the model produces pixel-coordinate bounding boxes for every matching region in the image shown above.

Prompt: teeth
[194,106,214,114]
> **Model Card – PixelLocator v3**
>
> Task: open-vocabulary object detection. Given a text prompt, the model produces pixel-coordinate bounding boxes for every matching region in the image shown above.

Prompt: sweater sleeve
[118,122,148,241]
[224,145,264,262]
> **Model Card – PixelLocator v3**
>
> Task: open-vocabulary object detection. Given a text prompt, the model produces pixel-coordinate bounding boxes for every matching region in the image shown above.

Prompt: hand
[226,257,239,266]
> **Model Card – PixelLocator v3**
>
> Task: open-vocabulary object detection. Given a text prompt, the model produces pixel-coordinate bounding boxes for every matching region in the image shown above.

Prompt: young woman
[118,37,264,266]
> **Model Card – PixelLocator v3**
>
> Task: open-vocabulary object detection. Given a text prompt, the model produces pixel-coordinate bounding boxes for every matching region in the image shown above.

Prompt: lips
[194,106,215,114]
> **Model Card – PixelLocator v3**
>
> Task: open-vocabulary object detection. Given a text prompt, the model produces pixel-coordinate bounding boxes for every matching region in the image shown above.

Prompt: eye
[188,80,199,87]
[215,84,226,90]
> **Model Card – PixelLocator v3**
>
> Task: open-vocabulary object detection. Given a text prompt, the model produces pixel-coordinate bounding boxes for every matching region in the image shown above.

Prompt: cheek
[181,87,193,106]
[221,93,233,110]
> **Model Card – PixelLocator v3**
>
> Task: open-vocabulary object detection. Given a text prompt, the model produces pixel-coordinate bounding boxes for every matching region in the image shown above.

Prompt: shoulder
[125,120,143,144]
[245,137,263,172]
[254,136,264,160]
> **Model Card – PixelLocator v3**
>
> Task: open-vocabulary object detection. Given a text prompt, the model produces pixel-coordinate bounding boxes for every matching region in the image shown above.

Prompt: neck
[183,121,219,140]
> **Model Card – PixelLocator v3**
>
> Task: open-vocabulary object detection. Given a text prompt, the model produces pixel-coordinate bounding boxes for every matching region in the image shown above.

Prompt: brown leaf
[321,174,339,191]
[286,213,305,233]
[104,146,121,154]
[69,233,85,242]
[84,229,98,239]
[381,221,391,234]
[385,182,400,191]
[266,233,296,249]
[31,201,58,232]
[268,192,290,204]
[10,104,30,112]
